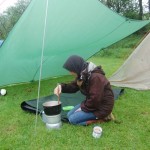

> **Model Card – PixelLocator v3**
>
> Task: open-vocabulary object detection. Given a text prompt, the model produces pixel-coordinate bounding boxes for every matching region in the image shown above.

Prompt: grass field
[0,33,150,150]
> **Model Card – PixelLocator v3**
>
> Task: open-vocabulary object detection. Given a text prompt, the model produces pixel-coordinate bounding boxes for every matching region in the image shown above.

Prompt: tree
[0,0,30,39]
[149,0,150,13]
[99,0,143,19]
[0,15,7,38]
[138,0,143,19]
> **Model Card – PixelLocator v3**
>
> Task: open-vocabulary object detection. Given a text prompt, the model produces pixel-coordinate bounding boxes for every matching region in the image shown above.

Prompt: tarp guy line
[35,0,49,133]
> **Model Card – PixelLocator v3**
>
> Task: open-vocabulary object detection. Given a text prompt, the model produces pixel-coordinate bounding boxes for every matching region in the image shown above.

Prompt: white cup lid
[93,126,102,134]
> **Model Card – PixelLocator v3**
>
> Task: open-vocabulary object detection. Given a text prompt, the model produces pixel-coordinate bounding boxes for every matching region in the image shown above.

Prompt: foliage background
[0,0,150,39]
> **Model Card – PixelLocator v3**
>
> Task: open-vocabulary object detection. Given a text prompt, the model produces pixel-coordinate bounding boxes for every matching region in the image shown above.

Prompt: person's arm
[61,80,79,93]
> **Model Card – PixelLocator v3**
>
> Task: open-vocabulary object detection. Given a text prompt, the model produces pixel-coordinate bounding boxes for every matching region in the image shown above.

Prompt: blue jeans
[67,104,97,125]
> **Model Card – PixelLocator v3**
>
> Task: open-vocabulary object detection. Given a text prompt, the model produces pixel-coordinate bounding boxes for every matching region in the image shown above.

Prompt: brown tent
[109,32,150,90]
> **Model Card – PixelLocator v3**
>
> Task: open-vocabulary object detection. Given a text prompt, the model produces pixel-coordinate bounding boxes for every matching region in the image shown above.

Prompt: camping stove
[42,111,62,129]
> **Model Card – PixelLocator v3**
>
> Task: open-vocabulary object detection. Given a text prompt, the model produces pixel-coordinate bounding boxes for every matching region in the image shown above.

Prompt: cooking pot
[43,101,61,116]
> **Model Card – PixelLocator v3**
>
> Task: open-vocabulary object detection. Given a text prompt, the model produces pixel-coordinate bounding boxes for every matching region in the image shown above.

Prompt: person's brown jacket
[61,66,114,119]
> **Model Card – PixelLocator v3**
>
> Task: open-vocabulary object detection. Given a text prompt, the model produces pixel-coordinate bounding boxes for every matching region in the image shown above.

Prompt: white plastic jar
[92,126,102,138]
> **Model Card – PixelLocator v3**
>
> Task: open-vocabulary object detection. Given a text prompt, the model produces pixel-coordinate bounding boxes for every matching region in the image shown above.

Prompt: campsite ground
[0,32,150,149]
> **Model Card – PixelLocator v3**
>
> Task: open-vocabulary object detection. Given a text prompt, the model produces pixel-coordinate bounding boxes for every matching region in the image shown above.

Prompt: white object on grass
[92,126,102,138]
[0,89,7,96]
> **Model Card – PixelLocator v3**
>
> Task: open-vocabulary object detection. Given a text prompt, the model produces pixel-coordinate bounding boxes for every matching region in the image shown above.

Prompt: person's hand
[54,84,62,96]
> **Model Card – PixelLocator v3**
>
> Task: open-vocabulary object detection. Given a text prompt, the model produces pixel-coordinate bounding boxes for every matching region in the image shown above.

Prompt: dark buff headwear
[63,55,88,77]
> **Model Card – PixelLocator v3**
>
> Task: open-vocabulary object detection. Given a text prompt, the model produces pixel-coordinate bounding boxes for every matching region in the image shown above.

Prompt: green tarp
[0,0,150,87]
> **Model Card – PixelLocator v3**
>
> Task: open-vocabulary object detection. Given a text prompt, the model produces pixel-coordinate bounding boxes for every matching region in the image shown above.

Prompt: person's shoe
[104,113,115,122]
[86,119,104,125]
[86,113,115,125]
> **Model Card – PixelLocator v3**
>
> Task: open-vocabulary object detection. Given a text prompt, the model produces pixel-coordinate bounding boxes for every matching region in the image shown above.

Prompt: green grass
[0,33,150,149]
[94,33,145,59]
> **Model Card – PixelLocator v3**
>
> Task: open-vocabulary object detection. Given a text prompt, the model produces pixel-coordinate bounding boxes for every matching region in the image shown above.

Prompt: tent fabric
[21,88,124,121]
[109,32,150,90]
[0,0,150,87]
